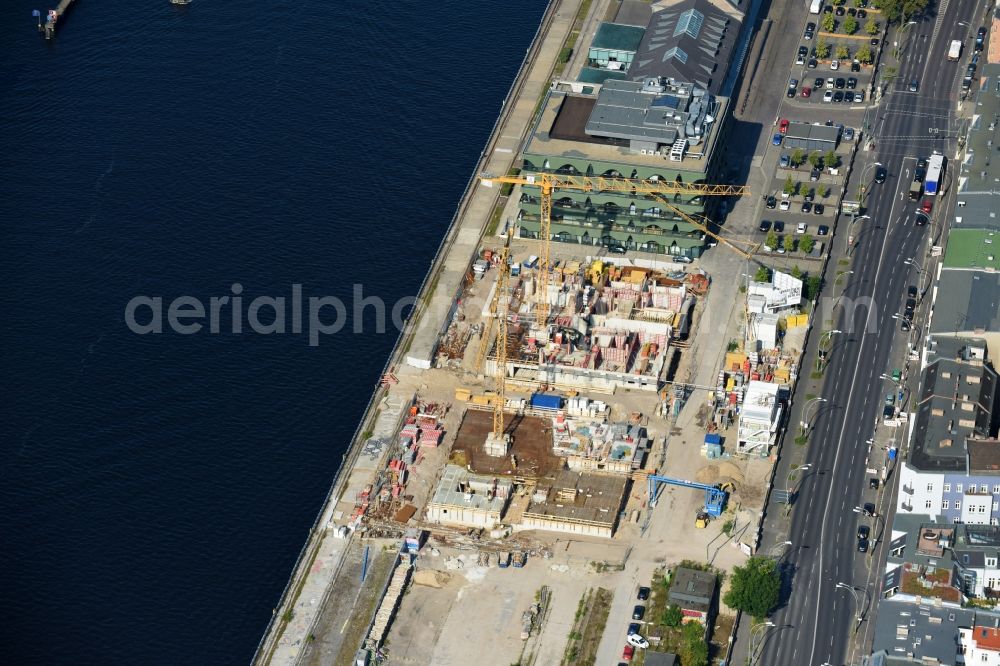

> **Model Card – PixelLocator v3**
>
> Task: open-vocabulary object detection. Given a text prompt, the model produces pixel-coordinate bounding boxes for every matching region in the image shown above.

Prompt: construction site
[288,154,829,666]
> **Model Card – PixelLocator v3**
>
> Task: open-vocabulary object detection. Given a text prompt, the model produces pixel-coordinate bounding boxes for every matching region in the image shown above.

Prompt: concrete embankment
[251,1,581,663]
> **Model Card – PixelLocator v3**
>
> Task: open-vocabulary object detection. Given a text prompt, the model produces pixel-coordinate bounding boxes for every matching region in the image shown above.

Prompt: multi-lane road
[757,1,985,664]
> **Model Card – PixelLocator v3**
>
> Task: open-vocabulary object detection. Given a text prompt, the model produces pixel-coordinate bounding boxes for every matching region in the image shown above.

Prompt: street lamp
[894,20,919,60]
[817,329,841,371]
[904,257,930,297]
[800,397,827,435]
[858,162,883,203]
[847,215,869,252]
[749,621,776,666]
[836,583,864,633]
[769,540,793,558]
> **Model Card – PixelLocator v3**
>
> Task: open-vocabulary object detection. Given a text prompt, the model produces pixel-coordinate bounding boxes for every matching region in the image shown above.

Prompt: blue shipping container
[531,393,562,410]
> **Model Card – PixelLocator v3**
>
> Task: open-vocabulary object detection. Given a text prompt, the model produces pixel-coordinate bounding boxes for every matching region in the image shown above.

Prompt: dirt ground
[450,409,560,478]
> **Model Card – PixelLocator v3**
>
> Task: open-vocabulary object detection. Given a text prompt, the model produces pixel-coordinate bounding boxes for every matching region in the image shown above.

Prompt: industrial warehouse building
[516,0,748,258]
[518,78,729,258]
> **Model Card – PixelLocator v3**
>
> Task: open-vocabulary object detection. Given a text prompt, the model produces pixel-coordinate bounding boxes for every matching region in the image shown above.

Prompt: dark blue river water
[0,2,544,662]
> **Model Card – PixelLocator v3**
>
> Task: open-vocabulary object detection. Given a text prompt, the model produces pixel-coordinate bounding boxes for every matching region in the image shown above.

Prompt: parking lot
[783,0,883,108]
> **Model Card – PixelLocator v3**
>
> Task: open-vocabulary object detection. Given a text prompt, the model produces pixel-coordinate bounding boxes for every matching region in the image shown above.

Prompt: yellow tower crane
[491,232,512,441]
[480,173,751,326]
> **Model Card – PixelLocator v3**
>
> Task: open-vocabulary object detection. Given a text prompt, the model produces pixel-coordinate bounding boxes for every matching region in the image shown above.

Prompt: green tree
[844,16,858,34]
[800,235,815,254]
[824,150,840,169]
[821,13,836,32]
[681,621,709,666]
[766,230,779,251]
[783,176,796,196]
[865,18,880,35]
[790,265,803,279]
[806,275,823,299]
[815,39,831,59]
[791,148,805,167]
[836,45,851,60]
[663,604,684,627]
[856,44,874,64]
[875,0,929,23]
[808,151,824,169]
[820,185,831,198]
[853,0,864,6]
[783,234,797,253]
[754,265,772,282]
[723,556,782,619]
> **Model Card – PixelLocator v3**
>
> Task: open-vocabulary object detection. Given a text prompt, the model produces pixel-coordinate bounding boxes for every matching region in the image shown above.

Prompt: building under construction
[518,470,628,538]
[480,261,706,392]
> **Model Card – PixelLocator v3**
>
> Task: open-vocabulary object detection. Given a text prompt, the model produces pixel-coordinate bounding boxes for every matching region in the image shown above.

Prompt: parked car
[851,60,861,72]
[810,168,821,181]
[766,196,777,209]
[835,77,846,89]
[916,156,928,169]
[830,59,840,70]
[843,127,855,141]
[802,86,812,97]
[835,5,845,14]
[804,189,814,202]
[628,622,642,636]
[858,525,871,540]
[779,118,790,134]
[833,91,844,103]
[801,202,813,213]
[796,222,807,234]
[773,220,785,233]
[908,285,918,299]
[857,538,870,553]
[870,477,880,489]
[759,220,772,232]
[780,154,791,168]
[905,298,916,313]
[862,502,876,517]
[826,77,835,89]
[779,200,790,211]
[773,133,784,146]
[900,318,911,331]
[817,224,829,236]
[627,634,650,649]
[844,91,855,103]
[846,77,857,89]
[674,255,693,264]
[815,77,825,88]
[637,587,650,601]
[854,89,865,102]
[632,605,645,620]
[814,203,825,215]
[808,57,818,69]
[870,37,879,46]
[622,645,635,662]
[823,90,834,102]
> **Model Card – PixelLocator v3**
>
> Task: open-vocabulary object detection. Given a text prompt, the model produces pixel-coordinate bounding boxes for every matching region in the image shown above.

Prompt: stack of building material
[367,558,413,647]
[419,426,443,448]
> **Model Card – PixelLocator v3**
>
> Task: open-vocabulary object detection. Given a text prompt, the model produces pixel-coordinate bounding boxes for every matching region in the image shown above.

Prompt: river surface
[0,1,544,662]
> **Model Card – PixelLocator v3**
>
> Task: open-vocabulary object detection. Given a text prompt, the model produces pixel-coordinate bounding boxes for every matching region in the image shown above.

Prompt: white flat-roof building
[737,380,783,457]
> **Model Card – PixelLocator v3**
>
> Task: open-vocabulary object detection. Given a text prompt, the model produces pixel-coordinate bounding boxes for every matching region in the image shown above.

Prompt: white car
[823,90,834,102]
[627,634,650,649]
[779,200,790,211]
[830,59,840,70]
[796,222,807,234]
[825,77,835,89]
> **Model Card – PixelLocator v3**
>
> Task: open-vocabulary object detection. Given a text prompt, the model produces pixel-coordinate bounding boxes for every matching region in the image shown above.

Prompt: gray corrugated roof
[584,78,716,147]
[627,0,741,95]
[956,62,1000,233]
[785,122,841,143]
[908,338,998,472]
[870,598,974,664]
[930,271,1000,337]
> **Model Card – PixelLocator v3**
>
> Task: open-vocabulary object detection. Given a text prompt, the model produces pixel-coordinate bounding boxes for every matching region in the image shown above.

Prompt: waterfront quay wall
[252,1,574,662]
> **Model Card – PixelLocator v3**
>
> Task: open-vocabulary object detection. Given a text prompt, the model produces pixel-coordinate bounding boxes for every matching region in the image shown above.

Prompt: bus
[925,153,945,196]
